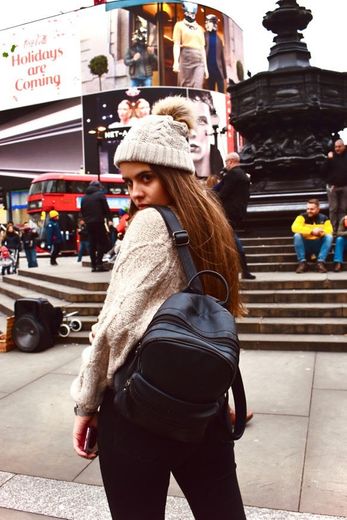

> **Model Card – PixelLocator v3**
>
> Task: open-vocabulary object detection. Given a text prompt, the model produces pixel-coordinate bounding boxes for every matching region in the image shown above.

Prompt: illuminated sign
[0,14,81,110]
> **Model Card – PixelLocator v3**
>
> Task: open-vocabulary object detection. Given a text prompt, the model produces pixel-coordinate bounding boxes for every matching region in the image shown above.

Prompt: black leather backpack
[113,206,247,443]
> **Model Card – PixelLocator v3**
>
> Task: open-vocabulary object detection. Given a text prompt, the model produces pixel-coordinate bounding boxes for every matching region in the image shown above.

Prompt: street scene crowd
[1,139,346,277]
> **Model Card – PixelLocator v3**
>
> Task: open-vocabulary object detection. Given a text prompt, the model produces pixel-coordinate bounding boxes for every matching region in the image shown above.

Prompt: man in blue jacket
[46,210,63,266]
[81,181,111,272]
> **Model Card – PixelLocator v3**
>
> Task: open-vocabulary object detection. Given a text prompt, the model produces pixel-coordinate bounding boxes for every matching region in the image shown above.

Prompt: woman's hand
[89,323,98,344]
[72,414,98,459]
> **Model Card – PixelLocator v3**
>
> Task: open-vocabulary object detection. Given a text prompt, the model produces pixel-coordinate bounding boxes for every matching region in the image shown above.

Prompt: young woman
[72,96,246,519]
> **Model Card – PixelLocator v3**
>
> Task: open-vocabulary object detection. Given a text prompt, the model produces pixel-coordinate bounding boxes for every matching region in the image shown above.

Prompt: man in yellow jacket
[291,198,333,273]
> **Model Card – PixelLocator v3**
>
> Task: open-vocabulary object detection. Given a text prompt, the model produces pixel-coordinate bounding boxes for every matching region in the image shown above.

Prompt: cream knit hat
[114,96,196,174]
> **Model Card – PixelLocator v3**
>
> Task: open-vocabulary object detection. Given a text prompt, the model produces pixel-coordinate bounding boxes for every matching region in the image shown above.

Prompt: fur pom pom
[152,96,196,131]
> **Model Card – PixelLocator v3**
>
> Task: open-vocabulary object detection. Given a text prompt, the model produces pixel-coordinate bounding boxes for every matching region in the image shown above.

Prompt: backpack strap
[153,206,203,293]
[230,368,247,440]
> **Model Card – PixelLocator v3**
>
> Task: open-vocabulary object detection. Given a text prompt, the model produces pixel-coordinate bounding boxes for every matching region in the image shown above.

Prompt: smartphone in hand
[83,426,98,454]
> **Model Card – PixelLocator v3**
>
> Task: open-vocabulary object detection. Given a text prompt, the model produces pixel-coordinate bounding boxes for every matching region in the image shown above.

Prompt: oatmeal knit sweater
[71,208,186,414]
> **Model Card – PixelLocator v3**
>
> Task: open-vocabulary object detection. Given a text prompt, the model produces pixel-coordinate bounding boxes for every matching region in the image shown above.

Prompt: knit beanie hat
[114,96,196,174]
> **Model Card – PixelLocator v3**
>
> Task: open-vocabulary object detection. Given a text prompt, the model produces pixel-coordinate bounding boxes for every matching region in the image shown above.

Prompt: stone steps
[240,236,292,246]
[247,302,347,318]
[2,274,106,303]
[241,235,340,272]
[243,261,341,272]
[0,285,102,317]
[57,331,90,344]
[240,278,347,290]
[1,254,346,352]
[244,244,338,256]
[237,316,347,335]
[243,244,295,254]
[0,282,71,309]
[247,253,298,263]
[242,288,346,303]
[239,333,347,351]
[17,269,109,292]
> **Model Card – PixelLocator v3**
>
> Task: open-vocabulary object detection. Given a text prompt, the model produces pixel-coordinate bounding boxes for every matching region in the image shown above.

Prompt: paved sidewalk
[0,264,346,519]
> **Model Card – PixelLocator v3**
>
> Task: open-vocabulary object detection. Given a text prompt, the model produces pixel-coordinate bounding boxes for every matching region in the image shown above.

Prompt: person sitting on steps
[333,214,347,272]
[291,199,333,273]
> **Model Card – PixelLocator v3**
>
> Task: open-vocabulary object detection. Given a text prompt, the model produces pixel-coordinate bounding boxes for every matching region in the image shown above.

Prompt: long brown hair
[129,166,245,317]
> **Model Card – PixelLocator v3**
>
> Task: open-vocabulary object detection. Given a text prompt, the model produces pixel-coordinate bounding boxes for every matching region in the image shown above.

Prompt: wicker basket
[0,316,16,353]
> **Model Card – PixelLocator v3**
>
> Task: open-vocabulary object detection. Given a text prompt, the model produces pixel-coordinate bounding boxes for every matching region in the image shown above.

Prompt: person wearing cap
[72,96,246,519]
[205,14,226,93]
[46,210,63,266]
[80,181,111,272]
[124,28,158,87]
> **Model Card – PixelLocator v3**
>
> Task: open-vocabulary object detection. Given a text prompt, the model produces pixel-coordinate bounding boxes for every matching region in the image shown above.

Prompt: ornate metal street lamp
[88,125,106,181]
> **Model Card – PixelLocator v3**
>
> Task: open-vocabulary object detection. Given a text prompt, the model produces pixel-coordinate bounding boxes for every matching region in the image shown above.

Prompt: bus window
[43,179,66,193]
[29,181,45,195]
[106,183,129,196]
[66,181,87,194]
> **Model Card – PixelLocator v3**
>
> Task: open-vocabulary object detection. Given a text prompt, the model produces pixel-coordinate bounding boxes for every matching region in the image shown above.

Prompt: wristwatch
[74,404,96,416]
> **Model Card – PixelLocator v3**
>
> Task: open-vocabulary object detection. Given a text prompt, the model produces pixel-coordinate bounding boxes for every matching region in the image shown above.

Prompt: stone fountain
[228,0,347,233]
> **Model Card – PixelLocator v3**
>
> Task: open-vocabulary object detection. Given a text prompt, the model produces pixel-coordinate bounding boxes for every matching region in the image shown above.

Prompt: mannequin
[173,2,208,88]
[205,14,226,93]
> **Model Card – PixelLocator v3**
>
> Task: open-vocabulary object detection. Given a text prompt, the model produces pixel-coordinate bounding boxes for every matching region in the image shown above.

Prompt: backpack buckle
[172,230,189,246]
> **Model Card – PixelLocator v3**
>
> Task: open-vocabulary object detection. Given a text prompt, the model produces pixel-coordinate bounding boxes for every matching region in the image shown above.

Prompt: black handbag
[113,206,247,442]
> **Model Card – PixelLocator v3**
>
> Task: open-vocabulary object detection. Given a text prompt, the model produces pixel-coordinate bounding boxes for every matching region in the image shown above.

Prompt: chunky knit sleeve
[71,208,185,413]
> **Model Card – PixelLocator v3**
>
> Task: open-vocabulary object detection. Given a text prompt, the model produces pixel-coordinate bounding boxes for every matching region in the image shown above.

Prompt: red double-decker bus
[27,172,130,252]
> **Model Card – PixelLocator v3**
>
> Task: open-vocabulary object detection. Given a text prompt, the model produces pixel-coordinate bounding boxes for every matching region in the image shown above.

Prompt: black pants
[98,390,246,520]
[86,222,109,269]
[50,243,61,265]
[234,233,251,276]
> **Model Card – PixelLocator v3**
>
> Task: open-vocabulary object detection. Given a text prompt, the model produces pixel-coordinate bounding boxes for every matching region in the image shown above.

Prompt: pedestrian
[332,214,347,272]
[124,28,158,87]
[76,218,90,262]
[21,221,38,268]
[115,208,129,241]
[214,152,256,280]
[0,245,14,275]
[71,96,246,519]
[107,219,117,248]
[2,223,21,273]
[80,181,111,272]
[324,139,347,232]
[291,198,333,273]
[46,210,63,266]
